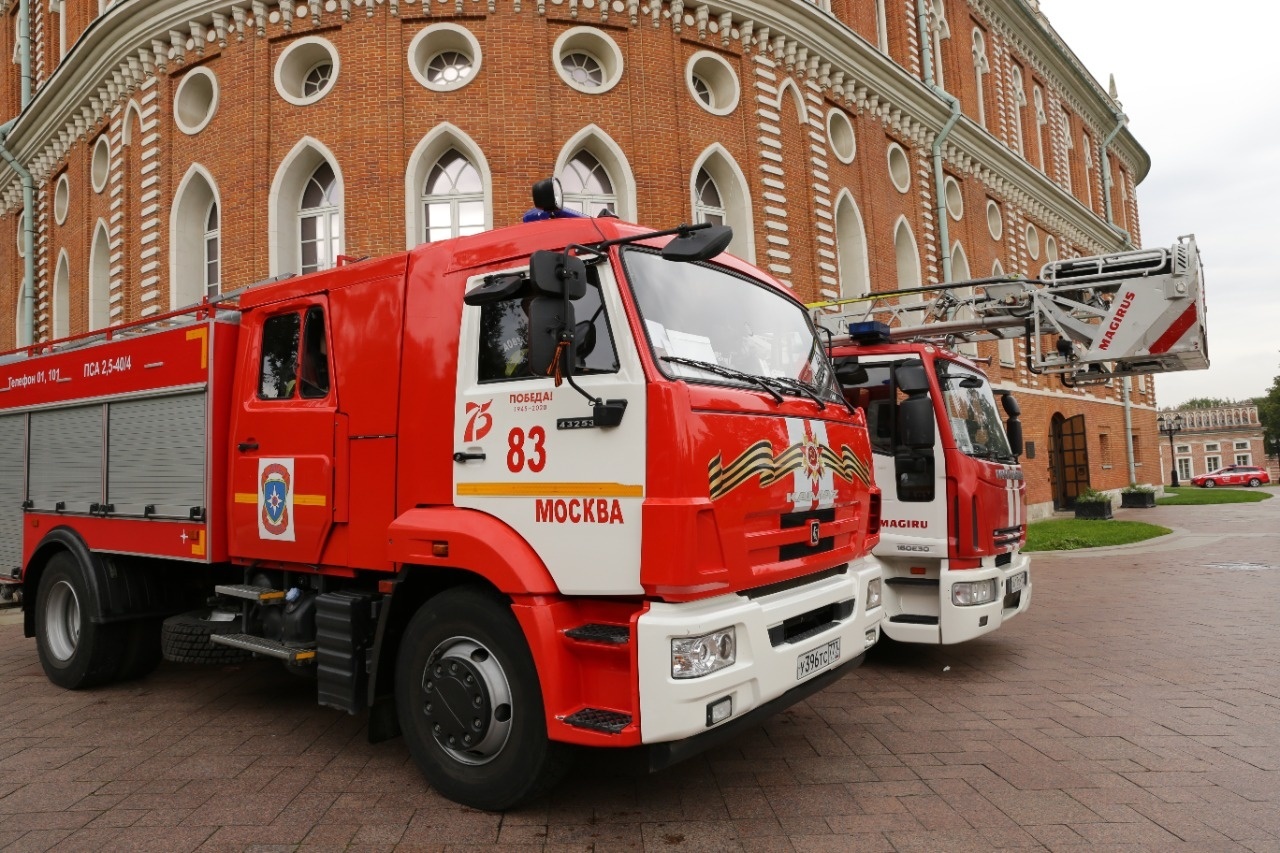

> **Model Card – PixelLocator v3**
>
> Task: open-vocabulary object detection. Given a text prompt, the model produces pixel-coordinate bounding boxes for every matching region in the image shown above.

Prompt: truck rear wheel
[395,587,570,811]
[35,552,125,689]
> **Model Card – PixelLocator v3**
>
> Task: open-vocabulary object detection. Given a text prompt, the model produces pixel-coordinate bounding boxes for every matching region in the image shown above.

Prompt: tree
[1259,359,1280,461]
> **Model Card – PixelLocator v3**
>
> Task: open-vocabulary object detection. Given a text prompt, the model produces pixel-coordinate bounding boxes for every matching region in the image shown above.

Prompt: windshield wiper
[660,356,784,404]
[759,375,827,410]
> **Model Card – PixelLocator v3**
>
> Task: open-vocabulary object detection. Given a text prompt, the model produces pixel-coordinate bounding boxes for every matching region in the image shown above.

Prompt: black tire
[160,609,252,664]
[116,618,164,681]
[1203,480,1216,488]
[395,587,570,811]
[34,552,125,690]
[1248,478,1262,487]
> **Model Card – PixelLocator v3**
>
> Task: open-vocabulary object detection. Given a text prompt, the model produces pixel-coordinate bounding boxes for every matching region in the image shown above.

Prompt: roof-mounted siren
[523,177,588,222]
[1042,234,1209,377]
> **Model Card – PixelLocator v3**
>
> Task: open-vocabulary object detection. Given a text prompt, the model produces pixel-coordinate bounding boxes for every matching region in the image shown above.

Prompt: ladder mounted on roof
[811,235,1208,387]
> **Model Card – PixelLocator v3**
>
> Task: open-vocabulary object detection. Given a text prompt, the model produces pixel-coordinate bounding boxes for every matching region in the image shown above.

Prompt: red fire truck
[814,236,1208,644]
[0,185,884,810]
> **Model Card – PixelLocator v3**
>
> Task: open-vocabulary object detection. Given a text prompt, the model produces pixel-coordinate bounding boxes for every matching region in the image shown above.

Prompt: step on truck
[0,182,885,810]
[811,236,1208,644]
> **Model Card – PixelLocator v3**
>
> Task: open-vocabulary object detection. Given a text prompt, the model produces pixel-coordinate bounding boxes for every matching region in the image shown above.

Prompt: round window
[986,199,1002,240]
[274,37,340,106]
[54,174,70,225]
[553,27,623,94]
[686,51,739,116]
[944,176,963,220]
[408,24,482,92]
[174,67,219,135]
[1045,235,1058,262]
[92,135,110,193]
[887,143,911,193]
[828,109,856,163]
[1025,223,1040,259]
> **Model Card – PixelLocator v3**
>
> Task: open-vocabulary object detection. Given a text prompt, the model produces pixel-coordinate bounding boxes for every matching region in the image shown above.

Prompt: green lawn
[1157,486,1273,506]
[1024,519,1171,552]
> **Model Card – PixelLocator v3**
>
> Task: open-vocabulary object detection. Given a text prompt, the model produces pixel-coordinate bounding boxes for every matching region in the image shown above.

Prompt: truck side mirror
[1000,391,1021,416]
[527,295,576,377]
[898,396,935,449]
[894,363,930,395]
[530,250,587,299]
[1006,417,1024,457]
[661,225,733,263]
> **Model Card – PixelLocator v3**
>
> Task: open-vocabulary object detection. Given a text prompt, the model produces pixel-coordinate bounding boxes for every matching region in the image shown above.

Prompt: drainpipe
[0,120,35,348]
[917,0,961,281]
[18,0,32,107]
[1122,377,1136,484]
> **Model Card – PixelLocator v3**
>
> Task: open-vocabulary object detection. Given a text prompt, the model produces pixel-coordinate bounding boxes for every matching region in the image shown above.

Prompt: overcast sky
[1039,1,1280,407]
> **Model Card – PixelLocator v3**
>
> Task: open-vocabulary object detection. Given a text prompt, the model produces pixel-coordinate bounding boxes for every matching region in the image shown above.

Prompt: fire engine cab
[0,183,884,810]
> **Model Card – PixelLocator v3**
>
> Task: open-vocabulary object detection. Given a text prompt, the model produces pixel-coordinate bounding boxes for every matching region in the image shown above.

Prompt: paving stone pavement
[1,492,1279,851]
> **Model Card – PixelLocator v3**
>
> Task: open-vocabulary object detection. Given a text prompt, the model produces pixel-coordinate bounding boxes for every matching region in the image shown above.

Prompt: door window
[299,306,330,398]
[259,313,301,399]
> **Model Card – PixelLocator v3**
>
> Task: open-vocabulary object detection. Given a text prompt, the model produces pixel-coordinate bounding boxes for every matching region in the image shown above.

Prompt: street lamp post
[1157,413,1184,488]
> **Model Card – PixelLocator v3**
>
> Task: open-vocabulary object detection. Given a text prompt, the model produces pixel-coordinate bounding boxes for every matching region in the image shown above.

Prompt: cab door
[229,301,336,564]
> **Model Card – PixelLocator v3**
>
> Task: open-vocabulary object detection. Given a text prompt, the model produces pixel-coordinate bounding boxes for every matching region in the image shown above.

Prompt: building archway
[1049,412,1091,508]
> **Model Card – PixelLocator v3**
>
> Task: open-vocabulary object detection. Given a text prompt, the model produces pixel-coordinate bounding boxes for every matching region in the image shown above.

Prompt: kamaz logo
[1098,291,1138,351]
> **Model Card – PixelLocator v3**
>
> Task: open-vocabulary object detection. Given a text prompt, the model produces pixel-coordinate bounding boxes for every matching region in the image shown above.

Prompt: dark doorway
[1050,413,1091,509]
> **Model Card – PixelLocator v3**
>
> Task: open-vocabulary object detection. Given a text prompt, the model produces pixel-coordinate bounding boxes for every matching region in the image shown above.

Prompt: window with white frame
[930,0,949,89]
[1175,444,1190,454]
[560,151,616,216]
[1234,441,1250,450]
[204,201,220,297]
[1236,453,1251,466]
[1010,66,1026,157]
[1176,457,1192,481]
[971,29,989,128]
[1205,455,1220,471]
[422,149,484,243]
[1032,86,1047,170]
[299,163,341,274]
[693,169,725,226]
[875,0,889,51]
[1205,442,1219,453]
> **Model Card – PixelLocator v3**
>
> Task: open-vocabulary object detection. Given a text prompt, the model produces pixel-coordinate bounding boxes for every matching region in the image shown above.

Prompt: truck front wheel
[35,552,124,689]
[395,587,570,811]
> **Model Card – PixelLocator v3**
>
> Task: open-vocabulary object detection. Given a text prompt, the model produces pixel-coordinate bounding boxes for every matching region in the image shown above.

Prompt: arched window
[1033,86,1048,170]
[422,149,484,243]
[693,169,725,226]
[204,202,221,296]
[875,0,889,51]
[89,222,111,330]
[171,165,221,308]
[994,260,1015,366]
[53,251,70,339]
[1010,66,1027,157]
[270,138,344,277]
[689,145,753,261]
[835,192,869,299]
[950,243,976,354]
[930,0,949,89]
[893,217,921,315]
[299,162,340,274]
[971,29,989,127]
[561,151,616,216]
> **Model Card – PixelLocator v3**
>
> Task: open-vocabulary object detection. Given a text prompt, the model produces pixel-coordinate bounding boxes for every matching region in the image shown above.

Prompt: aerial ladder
[811,235,1208,386]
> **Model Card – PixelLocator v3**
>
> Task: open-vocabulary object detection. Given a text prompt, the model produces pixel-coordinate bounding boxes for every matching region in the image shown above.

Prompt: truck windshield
[936,363,1014,461]
[621,248,840,403]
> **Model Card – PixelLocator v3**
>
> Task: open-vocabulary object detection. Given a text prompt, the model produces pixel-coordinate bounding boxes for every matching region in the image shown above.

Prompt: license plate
[1008,572,1026,593]
[796,638,841,680]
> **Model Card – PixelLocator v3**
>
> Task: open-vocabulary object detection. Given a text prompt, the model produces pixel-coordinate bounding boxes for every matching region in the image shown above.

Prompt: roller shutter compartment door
[0,414,25,574]
[29,406,103,513]
[108,393,208,518]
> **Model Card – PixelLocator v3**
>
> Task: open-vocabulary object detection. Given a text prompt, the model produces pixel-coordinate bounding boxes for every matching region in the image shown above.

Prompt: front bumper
[881,551,1031,645]
[635,554,882,744]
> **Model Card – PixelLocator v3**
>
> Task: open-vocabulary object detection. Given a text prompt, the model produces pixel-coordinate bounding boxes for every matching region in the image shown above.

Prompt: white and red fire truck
[813,235,1208,644]
[0,183,884,810]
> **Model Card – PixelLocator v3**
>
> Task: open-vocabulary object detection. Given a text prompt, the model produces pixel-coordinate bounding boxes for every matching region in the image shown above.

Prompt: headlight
[671,627,736,679]
[951,578,998,606]
[865,578,882,610]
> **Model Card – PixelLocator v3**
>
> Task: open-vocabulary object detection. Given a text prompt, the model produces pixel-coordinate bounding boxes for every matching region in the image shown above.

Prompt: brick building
[0,0,1162,515]
[1157,405,1276,485]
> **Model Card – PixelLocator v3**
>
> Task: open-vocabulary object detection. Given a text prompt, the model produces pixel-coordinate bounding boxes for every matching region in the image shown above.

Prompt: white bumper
[882,551,1031,645]
[635,555,883,744]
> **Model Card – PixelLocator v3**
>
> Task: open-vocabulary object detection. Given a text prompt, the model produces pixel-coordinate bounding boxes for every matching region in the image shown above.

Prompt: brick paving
[1,492,1279,851]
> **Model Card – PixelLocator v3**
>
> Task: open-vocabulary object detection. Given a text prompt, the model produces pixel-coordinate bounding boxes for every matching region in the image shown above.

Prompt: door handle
[453,451,486,463]
[238,441,259,452]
